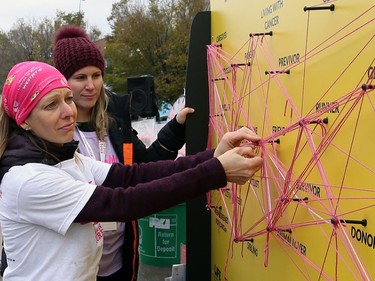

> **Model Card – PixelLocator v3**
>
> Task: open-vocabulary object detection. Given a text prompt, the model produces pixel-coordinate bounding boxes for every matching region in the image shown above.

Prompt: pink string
[206,5,374,278]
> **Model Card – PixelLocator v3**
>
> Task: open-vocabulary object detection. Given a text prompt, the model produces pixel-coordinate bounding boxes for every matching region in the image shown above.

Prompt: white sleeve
[3,164,96,235]
[76,152,112,185]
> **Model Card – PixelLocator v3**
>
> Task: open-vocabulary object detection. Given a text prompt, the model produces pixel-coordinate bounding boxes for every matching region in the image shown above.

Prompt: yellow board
[208,1,374,280]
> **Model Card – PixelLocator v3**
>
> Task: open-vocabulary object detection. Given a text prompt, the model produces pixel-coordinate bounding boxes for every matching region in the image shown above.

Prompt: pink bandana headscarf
[1,61,71,126]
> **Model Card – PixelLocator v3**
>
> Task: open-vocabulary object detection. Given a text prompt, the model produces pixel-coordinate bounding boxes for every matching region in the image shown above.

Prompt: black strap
[0,244,7,276]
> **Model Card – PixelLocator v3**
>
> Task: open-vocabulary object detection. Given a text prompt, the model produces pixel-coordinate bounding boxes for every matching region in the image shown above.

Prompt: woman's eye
[66,96,74,104]
[45,103,56,110]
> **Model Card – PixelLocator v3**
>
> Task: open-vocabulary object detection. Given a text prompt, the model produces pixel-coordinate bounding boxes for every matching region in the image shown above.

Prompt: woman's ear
[20,121,31,131]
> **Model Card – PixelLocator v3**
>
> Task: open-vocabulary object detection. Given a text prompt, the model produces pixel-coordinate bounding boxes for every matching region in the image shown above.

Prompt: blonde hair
[0,101,10,157]
[89,85,113,141]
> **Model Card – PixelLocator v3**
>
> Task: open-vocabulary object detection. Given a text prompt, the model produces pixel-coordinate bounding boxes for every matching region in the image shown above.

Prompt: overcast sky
[0,0,120,36]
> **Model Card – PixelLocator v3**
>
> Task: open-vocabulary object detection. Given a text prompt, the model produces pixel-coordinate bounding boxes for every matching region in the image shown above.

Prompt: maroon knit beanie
[53,25,105,79]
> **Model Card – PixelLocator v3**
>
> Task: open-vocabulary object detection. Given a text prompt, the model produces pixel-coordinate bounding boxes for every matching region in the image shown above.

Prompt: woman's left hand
[176,107,195,124]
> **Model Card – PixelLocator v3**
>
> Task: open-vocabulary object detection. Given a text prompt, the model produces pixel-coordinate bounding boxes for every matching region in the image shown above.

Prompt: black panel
[185,11,211,281]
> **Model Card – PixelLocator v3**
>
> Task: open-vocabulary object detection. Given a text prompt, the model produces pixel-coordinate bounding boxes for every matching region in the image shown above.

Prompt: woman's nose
[61,101,76,118]
[85,78,95,90]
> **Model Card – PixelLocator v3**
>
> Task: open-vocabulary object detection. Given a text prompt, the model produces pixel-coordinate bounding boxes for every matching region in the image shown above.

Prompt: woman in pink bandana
[0,61,262,281]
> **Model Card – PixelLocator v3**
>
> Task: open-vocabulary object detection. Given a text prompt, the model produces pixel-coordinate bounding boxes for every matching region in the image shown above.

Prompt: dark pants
[97,266,131,281]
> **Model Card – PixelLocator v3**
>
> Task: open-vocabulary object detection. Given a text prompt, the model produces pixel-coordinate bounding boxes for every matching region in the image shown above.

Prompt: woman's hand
[217,146,262,184]
[176,107,195,124]
[214,127,260,158]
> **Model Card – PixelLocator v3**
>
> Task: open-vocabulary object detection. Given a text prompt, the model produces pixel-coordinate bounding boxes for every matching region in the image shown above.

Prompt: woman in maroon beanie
[51,25,194,281]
